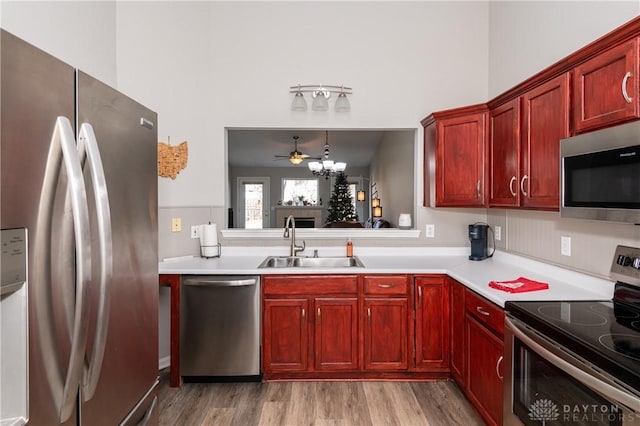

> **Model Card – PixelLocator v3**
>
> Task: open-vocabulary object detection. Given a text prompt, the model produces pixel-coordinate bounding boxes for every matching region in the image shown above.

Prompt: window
[282,178,319,205]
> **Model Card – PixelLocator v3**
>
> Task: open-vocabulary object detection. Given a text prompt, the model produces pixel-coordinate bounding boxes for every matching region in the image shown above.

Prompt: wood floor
[158,373,484,425]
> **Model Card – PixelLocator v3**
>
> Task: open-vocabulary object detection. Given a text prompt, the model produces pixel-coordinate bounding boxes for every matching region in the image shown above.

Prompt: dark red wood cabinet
[414,275,450,372]
[449,278,466,385]
[262,275,359,375]
[263,298,309,372]
[489,98,521,207]
[422,104,488,207]
[573,38,640,133]
[314,297,359,371]
[464,289,505,426]
[520,73,571,210]
[362,275,410,371]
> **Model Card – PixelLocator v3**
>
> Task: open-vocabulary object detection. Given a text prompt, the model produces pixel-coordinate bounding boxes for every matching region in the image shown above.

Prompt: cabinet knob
[622,71,633,104]
[509,176,517,197]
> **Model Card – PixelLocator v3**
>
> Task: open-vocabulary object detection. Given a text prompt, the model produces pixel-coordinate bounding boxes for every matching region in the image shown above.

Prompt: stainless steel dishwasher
[180,275,260,380]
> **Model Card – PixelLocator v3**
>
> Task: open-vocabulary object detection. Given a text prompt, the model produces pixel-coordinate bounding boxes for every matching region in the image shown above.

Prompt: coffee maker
[468,223,490,261]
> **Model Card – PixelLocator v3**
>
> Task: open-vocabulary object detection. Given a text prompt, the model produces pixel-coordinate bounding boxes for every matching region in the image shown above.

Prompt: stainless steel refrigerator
[0,30,159,425]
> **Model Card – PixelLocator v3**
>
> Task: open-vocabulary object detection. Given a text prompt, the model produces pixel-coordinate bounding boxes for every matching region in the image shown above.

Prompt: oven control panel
[611,245,640,286]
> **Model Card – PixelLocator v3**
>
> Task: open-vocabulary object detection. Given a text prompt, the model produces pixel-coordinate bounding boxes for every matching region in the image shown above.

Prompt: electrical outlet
[425,224,435,238]
[191,225,200,239]
[561,236,571,256]
[171,217,182,233]
[495,225,502,241]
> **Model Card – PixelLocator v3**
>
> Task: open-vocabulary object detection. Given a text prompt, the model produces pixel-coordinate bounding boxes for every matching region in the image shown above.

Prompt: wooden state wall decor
[158,137,188,179]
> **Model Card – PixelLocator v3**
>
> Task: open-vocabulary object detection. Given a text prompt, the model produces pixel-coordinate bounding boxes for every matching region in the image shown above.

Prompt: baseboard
[159,355,170,370]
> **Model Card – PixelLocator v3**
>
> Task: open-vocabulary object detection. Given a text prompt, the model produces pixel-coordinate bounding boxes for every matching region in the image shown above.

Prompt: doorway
[237,177,270,229]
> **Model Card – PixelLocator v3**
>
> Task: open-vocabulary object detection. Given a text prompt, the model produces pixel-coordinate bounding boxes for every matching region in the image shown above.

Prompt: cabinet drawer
[465,290,504,335]
[364,275,408,295]
[263,275,358,296]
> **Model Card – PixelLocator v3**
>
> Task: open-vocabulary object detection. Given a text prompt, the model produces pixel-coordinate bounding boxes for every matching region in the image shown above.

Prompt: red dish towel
[489,277,549,293]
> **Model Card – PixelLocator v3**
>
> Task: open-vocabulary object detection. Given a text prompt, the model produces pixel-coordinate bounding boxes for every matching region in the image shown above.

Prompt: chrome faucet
[283,215,305,257]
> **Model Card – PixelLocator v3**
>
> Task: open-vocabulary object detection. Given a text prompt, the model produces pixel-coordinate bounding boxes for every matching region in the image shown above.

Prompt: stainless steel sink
[258,255,364,269]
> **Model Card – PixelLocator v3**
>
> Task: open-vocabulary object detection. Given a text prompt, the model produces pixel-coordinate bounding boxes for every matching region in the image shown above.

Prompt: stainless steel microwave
[561,121,640,224]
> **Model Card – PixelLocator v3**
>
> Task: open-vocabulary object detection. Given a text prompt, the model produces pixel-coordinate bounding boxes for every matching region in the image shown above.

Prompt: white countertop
[159,247,614,308]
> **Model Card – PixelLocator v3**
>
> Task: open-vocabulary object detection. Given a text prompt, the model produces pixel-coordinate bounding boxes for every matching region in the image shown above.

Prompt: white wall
[115,1,490,209]
[488,1,639,97]
[0,0,117,87]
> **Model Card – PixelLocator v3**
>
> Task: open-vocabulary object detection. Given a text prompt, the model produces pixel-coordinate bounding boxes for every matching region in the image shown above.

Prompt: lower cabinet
[461,286,505,426]
[262,275,359,375]
[263,298,309,372]
[314,297,359,371]
[414,275,450,371]
[363,297,409,370]
[449,278,466,384]
[466,315,504,426]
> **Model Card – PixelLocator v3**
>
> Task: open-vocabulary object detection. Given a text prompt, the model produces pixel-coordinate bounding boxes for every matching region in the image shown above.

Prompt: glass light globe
[334,92,350,112]
[291,91,307,111]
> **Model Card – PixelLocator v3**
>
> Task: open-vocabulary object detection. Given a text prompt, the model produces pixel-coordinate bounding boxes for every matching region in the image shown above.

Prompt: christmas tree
[326,172,359,223]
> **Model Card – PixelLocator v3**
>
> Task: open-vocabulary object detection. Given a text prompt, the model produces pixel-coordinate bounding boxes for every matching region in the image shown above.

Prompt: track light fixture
[290,84,352,112]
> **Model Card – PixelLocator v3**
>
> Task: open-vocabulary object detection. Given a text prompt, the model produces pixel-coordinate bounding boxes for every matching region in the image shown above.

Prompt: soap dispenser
[346,238,353,257]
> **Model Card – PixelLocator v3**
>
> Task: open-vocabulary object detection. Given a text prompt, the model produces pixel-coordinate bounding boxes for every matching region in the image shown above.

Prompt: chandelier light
[308,131,347,178]
[290,84,352,112]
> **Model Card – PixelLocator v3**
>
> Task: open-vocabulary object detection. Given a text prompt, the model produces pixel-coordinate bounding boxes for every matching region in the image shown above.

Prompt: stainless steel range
[504,245,640,425]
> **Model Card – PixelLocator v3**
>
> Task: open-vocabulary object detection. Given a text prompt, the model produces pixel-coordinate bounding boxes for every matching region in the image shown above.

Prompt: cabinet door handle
[622,71,633,103]
[301,308,305,320]
[509,176,517,197]
[418,286,422,308]
[476,306,490,316]
[377,283,394,288]
[367,307,371,324]
[496,355,504,380]
[476,179,481,198]
[317,307,321,321]
[520,175,528,197]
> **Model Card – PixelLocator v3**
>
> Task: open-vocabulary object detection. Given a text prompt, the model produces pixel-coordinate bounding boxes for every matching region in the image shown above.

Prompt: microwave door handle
[78,123,113,402]
[506,317,640,413]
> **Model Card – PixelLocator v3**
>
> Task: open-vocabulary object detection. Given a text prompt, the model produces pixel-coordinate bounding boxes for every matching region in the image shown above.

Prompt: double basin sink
[258,255,365,269]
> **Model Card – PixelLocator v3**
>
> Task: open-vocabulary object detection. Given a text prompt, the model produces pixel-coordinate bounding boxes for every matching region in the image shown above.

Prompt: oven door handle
[506,317,640,413]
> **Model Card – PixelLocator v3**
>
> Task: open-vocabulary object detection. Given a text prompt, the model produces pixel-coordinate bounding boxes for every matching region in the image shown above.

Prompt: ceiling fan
[274,135,321,165]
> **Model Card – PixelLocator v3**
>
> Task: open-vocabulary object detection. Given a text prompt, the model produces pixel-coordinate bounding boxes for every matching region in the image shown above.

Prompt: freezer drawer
[180,275,261,378]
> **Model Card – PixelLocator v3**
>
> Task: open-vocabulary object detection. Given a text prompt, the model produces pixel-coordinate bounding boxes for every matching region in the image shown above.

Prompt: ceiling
[227,129,387,169]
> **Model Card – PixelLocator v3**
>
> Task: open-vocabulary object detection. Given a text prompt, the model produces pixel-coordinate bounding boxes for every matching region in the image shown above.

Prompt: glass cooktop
[506,287,640,393]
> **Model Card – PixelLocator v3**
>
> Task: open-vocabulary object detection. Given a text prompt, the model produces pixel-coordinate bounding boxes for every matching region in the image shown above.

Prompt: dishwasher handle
[183,278,258,287]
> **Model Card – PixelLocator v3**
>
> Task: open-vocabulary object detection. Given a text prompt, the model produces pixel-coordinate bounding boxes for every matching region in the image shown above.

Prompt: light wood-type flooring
[158,373,484,425]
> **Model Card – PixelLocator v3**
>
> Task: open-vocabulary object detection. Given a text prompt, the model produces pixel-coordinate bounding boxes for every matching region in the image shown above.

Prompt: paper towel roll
[200,223,219,257]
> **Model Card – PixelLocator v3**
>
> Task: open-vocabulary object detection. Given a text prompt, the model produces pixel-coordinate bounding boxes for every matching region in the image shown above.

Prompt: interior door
[237,177,270,228]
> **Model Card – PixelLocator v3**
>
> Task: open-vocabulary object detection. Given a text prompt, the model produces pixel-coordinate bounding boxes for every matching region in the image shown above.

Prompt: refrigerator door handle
[78,123,113,401]
[41,117,93,423]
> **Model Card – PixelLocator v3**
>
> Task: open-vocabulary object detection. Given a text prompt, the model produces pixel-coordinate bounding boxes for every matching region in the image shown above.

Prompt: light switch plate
[561,236,571,256]
[191,225,200,239]
[495,226,502,241]
[171,217,182,233]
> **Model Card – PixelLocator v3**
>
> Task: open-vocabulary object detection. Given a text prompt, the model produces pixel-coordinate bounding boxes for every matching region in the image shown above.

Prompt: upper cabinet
[488,98,520,207]
[422,104,488,208]
[521,73,571,209]
[573,38,640,133]
[423,17,640,212]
